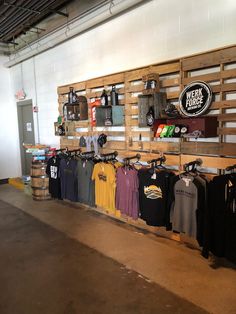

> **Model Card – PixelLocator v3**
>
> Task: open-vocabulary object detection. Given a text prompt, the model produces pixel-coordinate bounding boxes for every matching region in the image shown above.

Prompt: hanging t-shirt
[203,173,236,264]
[169,174,205,244]
[77,159,95,206]
[46,156,61,199]
[107,163,117,213]
[138,169,174,227]
[60,158,78,202]
[92,162,116,213]
[116,167,139,220]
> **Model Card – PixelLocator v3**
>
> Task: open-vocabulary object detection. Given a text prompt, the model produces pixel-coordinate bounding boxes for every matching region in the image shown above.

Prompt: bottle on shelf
[68,87,77,104]
[101,89,108,106]
[110,85,119,106]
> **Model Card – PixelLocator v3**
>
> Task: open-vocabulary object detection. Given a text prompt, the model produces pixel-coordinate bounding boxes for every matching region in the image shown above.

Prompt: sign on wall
[15,89,26,101]
[179,81,212,117]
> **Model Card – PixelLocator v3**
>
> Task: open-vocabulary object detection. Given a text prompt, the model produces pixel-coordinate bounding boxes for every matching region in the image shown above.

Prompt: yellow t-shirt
[92,163,116,212]
[105,163,116,213]
[92,163,106,208]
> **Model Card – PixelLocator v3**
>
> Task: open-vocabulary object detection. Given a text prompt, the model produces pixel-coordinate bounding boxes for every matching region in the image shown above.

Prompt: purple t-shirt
[116,167,139,219]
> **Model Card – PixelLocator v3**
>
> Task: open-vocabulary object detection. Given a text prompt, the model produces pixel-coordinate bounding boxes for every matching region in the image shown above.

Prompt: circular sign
[179,81,212,117]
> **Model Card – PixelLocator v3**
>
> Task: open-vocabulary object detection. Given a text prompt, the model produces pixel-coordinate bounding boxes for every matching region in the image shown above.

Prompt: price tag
[151,172,156,180]
[182,178,191,187]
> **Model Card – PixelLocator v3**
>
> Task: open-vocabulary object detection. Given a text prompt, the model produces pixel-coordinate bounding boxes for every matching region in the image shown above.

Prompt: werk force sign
[179,81,212,117]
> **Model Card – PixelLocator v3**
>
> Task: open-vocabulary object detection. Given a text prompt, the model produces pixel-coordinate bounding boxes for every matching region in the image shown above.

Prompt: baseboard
[0,178,9,185]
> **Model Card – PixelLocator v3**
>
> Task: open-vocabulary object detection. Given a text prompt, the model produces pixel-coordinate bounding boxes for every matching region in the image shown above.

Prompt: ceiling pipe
[3,1,41,14]
[5,0,148,68]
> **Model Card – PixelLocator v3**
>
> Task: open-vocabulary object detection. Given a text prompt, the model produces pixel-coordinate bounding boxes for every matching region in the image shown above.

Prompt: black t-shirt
[203,174,236,264]
[46,156,61,199]
[138,169,174,227]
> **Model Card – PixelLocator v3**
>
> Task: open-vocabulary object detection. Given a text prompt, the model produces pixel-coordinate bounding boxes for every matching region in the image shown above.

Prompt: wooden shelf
[153,116,218,138]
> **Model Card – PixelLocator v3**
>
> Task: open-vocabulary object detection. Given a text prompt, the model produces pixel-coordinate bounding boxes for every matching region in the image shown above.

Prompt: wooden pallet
[58,45,236,175]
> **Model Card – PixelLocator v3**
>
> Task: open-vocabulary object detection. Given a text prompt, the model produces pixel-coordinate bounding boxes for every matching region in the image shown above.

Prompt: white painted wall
[0,56,21,179]
[4,0,236,177]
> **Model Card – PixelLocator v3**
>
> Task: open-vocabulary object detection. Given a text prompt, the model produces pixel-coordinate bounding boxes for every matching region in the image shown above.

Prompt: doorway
[17,100,35,175]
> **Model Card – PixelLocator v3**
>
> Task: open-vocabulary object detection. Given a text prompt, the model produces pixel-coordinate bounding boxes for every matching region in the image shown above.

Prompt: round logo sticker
[179,81,212,117]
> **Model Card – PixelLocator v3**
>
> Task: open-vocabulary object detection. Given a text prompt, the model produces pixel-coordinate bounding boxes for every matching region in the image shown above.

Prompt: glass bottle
[110,85,119,106]
[68,87,77,104]
[101,89,108,106]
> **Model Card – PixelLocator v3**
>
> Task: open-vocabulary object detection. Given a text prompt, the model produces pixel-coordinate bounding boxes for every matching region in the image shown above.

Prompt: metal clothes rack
[147,156,166,168]
[100,151,118,162]
[183,158,202,172]
[123,153,141,166]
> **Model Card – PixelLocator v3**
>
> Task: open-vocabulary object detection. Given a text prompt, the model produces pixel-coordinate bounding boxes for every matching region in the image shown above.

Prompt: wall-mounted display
[153,116,218,138]
[112,105,124,126]
[90,98,101,126]
[95,106,112,126]
[63,96,88,121]
[54,122,65,136]
[142,73,160,95]
[138,92,167,127]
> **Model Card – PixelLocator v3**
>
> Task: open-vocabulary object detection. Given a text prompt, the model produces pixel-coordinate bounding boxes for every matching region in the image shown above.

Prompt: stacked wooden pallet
[57,45,236,174]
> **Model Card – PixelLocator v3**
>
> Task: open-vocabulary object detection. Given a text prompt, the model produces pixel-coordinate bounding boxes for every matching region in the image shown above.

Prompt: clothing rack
[80,150,95,160]
[66,148,81,157]
[225,164,236,172]
[123,153,141,166]
[51,147,68,156]
[183,158,202,172]
[55,148,67,153]
[147,156,166,168]
[51,147,79,157]
[100,151,118,162]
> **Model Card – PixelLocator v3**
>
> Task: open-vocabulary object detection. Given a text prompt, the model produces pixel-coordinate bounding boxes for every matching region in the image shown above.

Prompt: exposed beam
[49,9,69,17]
[3,1,41,14]
[0,39,18,45]
[24,25,46,32]
[5,0,148,67]
[1,0,72,41]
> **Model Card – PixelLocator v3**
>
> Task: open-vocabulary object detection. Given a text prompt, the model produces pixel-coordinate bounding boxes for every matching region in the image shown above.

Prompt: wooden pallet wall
[57,45,236,173]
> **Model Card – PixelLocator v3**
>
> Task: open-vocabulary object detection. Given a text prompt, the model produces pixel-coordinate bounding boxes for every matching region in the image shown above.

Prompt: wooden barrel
[31,162,51,201]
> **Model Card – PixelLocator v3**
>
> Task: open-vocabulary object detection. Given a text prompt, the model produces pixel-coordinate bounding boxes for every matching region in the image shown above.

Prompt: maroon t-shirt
[116,167,139,220]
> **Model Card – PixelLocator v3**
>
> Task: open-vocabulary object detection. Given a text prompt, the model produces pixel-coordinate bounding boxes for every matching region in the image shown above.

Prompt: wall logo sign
[179,81,212,117]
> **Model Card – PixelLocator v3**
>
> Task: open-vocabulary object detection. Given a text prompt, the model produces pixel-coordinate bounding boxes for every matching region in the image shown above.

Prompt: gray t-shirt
[77,159,95,206]
[170,176,198,238]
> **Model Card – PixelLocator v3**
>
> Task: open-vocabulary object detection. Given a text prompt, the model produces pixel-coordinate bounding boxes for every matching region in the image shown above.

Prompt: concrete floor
[0,184,236,314]
[0,198,207,314]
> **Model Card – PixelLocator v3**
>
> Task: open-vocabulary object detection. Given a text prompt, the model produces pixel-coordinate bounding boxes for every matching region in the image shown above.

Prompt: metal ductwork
[4,0,147,68]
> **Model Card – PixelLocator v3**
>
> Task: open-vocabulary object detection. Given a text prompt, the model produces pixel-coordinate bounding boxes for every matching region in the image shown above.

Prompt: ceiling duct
[5,0,147,68]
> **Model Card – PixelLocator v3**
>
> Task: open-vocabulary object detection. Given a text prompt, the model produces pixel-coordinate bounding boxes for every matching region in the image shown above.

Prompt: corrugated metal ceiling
[0,0,72,44]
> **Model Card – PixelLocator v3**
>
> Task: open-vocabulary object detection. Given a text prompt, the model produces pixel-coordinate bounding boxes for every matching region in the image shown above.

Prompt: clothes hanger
[123,154,141,170]
[181,159,202,177]
[132,158,143,170]
[147,156,166,174]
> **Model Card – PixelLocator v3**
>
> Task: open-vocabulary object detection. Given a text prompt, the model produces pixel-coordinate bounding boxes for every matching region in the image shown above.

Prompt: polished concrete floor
[0,184,236,314]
